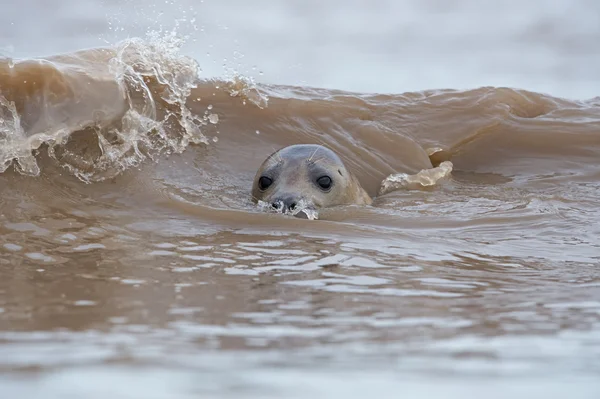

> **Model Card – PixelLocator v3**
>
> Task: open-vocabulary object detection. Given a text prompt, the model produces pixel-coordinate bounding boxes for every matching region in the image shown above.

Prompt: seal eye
[316,176,332,190]
[258,176,273,191]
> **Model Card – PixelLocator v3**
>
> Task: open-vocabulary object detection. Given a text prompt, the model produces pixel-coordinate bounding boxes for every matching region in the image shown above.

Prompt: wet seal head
[252,144,372,218]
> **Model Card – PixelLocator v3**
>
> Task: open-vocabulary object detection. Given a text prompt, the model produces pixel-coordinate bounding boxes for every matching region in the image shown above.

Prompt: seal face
[252,144,371,215]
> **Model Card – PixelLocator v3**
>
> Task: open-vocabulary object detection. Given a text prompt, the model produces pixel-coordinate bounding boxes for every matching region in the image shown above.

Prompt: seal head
[252,144,371,215]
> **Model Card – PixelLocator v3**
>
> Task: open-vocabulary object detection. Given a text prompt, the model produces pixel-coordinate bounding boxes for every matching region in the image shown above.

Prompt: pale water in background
[2,0,600,98]
[1,1,599,398]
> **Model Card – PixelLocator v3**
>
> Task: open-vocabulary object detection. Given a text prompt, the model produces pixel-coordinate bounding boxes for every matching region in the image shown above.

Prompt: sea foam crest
[1,30,210,182]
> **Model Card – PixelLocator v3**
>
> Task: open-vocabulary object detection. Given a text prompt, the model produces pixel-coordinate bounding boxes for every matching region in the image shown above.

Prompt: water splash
[379,161,453,194]
[0,96,39,175]
[224,75,269,109]
[293,206,319,220]
[75,34,208,182]
[0,31,210,182]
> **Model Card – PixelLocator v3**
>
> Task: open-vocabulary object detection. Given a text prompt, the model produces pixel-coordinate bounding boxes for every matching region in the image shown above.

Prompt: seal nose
[271,195,298,213]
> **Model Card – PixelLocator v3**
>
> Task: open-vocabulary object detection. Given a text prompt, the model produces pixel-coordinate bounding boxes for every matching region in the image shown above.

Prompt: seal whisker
[312,135,331,152]
[267,145,283,165]
[311,156,327,165]
[273,146,283,163]
[308,145,320,162]
[267,151,283,168]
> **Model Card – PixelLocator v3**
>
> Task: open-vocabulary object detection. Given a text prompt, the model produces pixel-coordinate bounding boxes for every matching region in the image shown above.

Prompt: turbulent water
[1,1,600,398]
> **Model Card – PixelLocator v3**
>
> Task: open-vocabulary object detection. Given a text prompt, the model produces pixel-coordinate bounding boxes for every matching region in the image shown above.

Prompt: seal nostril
[289,202,296,211]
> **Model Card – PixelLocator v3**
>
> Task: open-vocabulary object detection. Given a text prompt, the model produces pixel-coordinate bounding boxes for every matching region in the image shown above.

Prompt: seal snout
[271,194,300,213]
[270,194,318,220]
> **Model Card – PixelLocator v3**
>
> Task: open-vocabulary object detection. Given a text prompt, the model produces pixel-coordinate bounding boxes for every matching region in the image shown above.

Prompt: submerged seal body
[252,144,371,215]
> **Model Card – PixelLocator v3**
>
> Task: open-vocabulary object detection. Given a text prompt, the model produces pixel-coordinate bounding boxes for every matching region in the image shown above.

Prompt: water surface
[1,1,600,398]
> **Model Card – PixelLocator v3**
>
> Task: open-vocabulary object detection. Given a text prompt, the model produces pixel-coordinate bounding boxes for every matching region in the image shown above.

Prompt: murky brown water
[1,1,600,398]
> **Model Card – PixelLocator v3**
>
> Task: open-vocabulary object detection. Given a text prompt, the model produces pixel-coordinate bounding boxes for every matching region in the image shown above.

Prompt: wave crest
[0,33,213,182]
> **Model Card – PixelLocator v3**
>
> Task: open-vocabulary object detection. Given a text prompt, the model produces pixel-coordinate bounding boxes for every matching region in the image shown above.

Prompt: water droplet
[208,114,219,124]
[258,71,264,76]
[212,136,219,142]
[255,130,260,135]
[207,104,213,110]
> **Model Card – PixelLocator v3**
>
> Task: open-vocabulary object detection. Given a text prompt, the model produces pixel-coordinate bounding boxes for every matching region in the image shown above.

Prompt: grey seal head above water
[251,144,372,217]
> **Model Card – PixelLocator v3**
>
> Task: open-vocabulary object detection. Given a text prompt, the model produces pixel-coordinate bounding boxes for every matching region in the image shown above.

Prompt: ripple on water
[3,243,22,251]
[24,253,56,263]
[72,243,106,252]
[73,300,97,307]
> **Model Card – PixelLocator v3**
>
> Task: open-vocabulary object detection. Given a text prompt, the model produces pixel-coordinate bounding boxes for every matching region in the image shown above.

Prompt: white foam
[379,161,453,195]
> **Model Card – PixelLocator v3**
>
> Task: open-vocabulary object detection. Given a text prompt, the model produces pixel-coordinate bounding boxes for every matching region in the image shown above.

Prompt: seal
[251,144,372,217]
